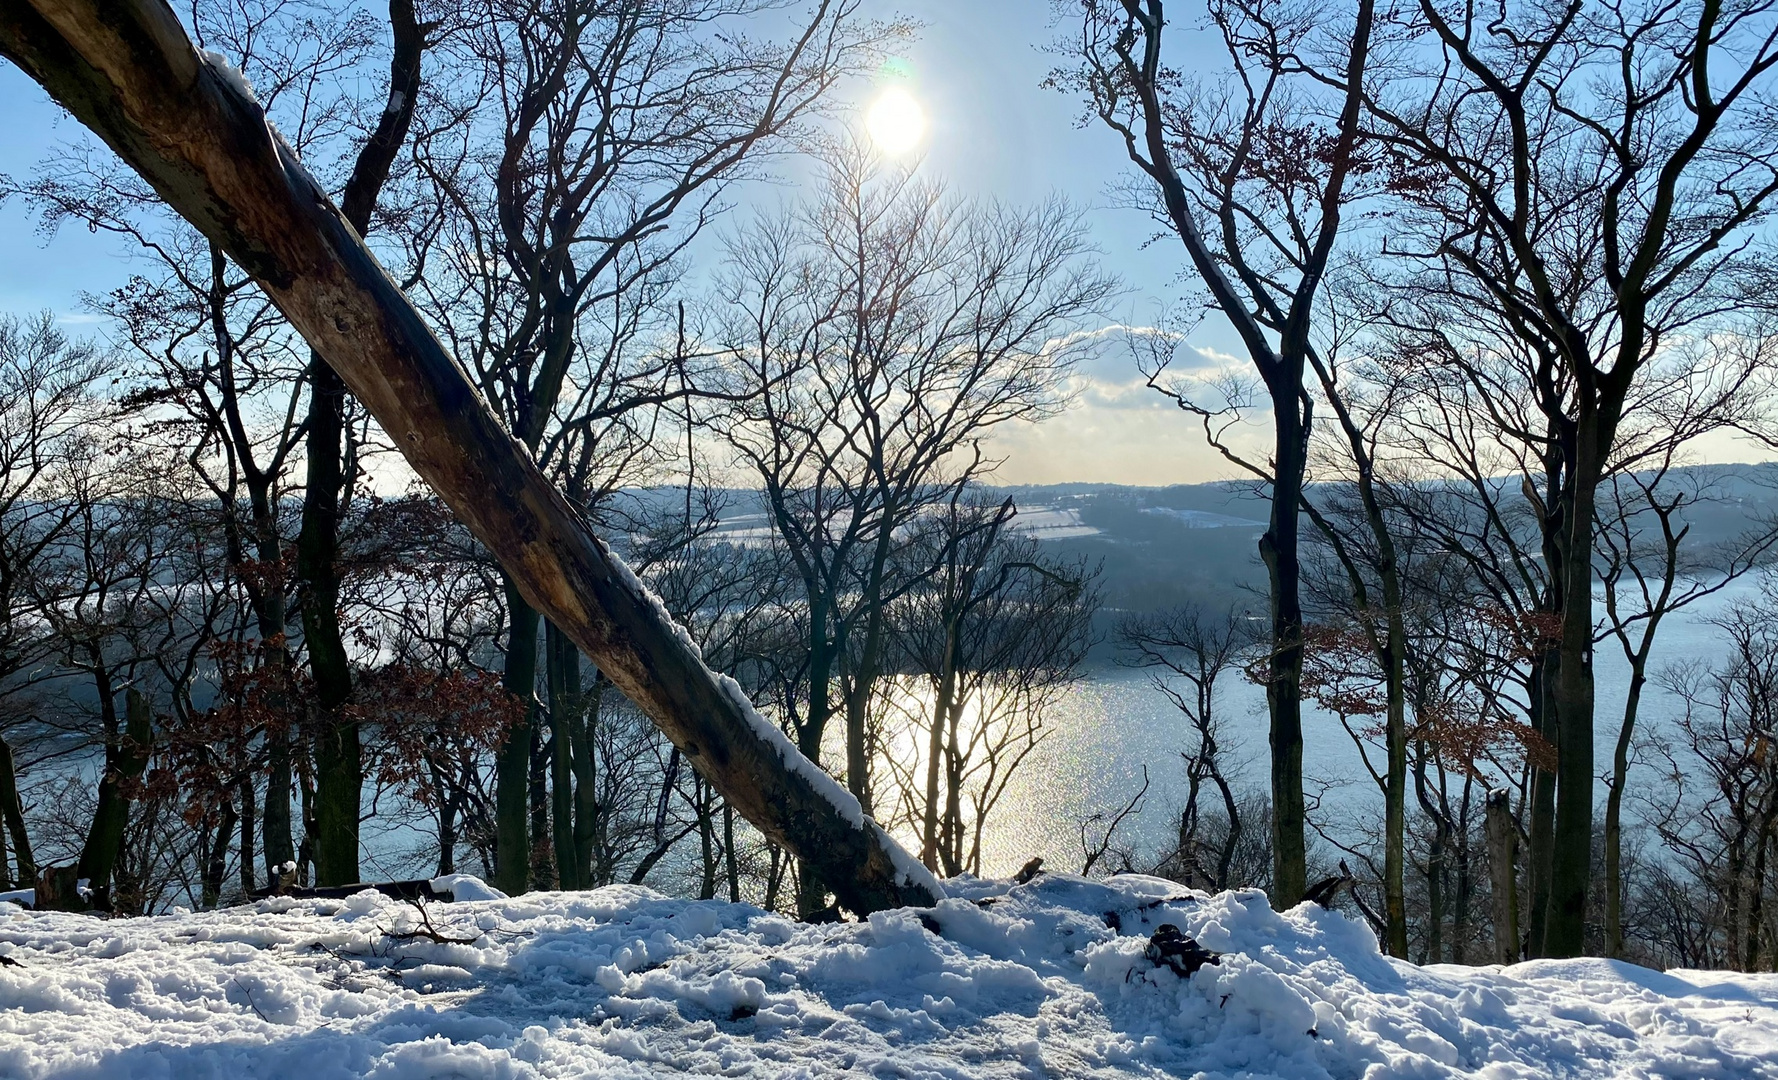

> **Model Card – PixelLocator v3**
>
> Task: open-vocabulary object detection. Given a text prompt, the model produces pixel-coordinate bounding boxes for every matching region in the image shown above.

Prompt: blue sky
[0,0,1254,486]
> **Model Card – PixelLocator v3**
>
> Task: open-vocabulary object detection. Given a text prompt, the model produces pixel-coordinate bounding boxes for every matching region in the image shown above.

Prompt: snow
[1,874,1773,1078]
[429,875,508,903]
[714,671,866,830]
[1009,505,1102,540]
[871,821,948,901]
[604,546,703,663]
[612,544,935,898]
[201,50,259,105]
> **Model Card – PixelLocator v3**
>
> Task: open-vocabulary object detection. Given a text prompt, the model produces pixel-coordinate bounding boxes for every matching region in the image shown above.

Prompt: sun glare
[865,87,926,155]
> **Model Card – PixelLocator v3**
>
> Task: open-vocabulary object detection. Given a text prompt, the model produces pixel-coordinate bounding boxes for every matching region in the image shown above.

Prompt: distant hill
[995,460,1778,616]
[637,462,1778,626]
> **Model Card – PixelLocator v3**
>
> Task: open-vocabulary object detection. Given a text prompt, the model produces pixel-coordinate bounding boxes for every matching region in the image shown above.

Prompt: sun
[865,87,926,155]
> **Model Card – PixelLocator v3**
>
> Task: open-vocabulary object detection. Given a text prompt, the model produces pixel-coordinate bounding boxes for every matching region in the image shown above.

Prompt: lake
[959,576,1758,877]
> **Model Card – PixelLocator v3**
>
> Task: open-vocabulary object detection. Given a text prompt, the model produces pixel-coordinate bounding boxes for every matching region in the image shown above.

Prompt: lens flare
[866,87,926,155]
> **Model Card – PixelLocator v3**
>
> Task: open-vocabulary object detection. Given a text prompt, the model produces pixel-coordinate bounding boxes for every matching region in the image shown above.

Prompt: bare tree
[0,315,118,886]
[1057,0,1378,905]
[1596,460,1778,955]
[886,497,1101,876]
[300,0,429,887]
[400,0,898,894]
[717,146,1112,908]
[1651,579,1778,970]
[1117,601,1254,890]
[1357,0,1778,957]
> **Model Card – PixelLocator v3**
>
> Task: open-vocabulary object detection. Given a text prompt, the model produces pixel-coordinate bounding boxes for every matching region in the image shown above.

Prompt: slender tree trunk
[263,720,293,882]
[942,696,966,876]
[1485,788,1520,965]
[547,620,578,891]
[1453,773,1476,965]
[239,777,257,896]
[797,611,834,916]
[1415,744,1445,962]
[296,755,316,885]
[845,533,895,817]
[436,784,456,877]
[724,800,739,903]
[571,670,600,885]
[1605,658,1647,957]
[77,687,153,910]
[302,357,359,886]
[1728,830,1748,970]
[699,777,718,900]
[0,737,34,887]
[1525,654,1558,957]
[1382,601,1407,958]
[529,718,549,885]
[922,624,959,870]
[497,575,538,895]
[1746,816,1770,972]
[203,801,237,909]
[1262,403,1308,905]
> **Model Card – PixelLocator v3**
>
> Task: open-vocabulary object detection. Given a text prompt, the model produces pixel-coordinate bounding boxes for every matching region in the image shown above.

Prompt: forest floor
[0,872,1772,1078]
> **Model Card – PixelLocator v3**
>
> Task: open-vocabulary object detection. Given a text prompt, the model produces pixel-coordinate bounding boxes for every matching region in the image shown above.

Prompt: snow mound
[0,873,1774,1078]
[428,874,508,903]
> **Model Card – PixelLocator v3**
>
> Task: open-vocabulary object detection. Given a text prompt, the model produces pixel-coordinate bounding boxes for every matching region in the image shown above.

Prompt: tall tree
[408,0,898,895]
[717,147,1113,909]
[1058,0,1377,905]
[1359,0,1778,956]
[301,0,427,887]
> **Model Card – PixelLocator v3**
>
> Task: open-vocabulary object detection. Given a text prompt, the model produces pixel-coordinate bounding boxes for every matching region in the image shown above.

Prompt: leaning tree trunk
[0,0,940,916]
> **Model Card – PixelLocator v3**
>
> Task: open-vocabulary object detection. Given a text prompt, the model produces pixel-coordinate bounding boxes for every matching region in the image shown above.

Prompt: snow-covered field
[0,874,1773,1079]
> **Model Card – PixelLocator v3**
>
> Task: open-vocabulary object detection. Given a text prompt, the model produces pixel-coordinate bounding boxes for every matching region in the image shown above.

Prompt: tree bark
[1548,426,1602,958]
[0,737,34,886]
[303,0,423,887]
[1525,654,1558,956]
[0,0,940,915]
[301,356,359,885]
[202,800,237,909]
[1604,658,1646,957]
[1262,404,1308,904]
[76,687,153,910]
[1485,787,1519,965]
[546,620,578,890]
[498,576,538,895]
[570,668,600,885]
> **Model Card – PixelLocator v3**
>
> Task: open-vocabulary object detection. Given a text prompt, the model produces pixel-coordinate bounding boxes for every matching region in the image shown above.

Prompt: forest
[0,0,1776,989]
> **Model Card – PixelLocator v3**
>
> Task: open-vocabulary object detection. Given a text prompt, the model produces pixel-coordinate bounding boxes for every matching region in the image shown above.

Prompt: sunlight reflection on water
[952,576,1753,878]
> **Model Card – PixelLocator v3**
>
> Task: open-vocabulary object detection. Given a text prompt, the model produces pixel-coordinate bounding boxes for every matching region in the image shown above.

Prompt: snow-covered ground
[0,874,1773,1079]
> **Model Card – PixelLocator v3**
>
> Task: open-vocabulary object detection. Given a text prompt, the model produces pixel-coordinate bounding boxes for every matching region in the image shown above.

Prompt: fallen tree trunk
[0,0,940,916]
